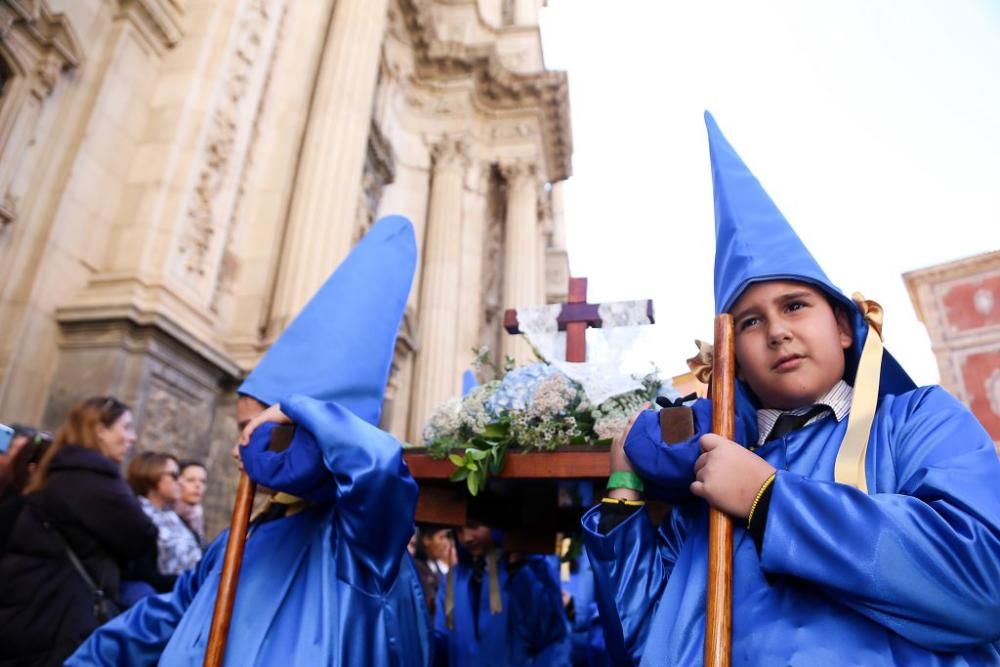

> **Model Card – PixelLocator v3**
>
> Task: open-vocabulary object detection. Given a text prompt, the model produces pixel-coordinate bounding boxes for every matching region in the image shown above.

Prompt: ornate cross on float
[503,276,655,363]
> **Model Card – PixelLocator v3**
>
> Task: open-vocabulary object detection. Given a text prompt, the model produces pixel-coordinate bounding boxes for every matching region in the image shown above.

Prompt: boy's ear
[835,307,854,350]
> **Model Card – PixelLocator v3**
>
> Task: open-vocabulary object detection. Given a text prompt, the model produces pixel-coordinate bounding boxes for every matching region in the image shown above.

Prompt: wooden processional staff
[706,314,735,666]
[204,472,256,667]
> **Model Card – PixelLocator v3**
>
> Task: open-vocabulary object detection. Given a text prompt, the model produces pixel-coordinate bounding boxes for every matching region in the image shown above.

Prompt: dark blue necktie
[765,405,829,443]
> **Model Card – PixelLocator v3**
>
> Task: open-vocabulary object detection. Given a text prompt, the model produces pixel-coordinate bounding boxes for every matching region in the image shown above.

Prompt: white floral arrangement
[424,352,666,495]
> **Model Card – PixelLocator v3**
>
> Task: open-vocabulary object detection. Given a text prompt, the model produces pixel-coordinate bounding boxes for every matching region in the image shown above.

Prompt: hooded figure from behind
[582,113,1000,666]
[69,215,433,667]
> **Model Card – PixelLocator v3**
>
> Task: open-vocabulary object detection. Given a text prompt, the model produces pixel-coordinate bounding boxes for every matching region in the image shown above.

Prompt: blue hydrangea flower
[485,363,558,415]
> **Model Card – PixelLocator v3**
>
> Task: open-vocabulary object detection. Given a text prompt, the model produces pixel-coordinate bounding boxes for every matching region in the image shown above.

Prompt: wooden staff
[203,472,256,667]
[705,314,735,667]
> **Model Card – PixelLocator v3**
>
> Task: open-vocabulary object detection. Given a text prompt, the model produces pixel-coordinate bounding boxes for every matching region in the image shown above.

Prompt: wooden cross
[503,276,655,362]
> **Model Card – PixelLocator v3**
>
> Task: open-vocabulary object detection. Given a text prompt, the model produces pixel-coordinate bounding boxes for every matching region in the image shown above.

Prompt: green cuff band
[607,470,644,493]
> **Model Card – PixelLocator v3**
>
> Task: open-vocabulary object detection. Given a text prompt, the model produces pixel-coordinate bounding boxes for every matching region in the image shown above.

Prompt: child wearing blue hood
[67,217,432,666]
[434,518,570,666]
[583,114,1000,666]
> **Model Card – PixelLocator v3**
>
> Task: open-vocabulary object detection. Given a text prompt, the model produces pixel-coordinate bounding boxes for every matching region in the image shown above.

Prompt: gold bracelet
[601,497,646,507]
[747,472,776,526]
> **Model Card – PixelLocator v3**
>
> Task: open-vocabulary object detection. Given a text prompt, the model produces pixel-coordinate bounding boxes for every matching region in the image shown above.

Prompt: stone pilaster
[408,137,469,440]
[268,0,391,334]
[500,159,541,364]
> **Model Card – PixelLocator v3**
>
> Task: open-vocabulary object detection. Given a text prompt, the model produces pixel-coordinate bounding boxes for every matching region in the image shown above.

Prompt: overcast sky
[539,0,1000,386]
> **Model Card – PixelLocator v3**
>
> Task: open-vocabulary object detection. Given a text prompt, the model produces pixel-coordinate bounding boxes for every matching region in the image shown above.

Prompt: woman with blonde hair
[0,396,157,667]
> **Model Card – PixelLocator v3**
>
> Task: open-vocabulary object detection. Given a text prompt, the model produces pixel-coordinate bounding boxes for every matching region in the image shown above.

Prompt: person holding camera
[0,396,158,667]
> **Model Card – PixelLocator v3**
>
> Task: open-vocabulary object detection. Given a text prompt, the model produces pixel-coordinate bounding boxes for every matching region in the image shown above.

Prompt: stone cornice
[397,0,572,183]
[56,276,243,377]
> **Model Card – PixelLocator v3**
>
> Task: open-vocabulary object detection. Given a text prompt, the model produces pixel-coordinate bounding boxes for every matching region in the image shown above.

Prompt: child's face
[730,280,853,410]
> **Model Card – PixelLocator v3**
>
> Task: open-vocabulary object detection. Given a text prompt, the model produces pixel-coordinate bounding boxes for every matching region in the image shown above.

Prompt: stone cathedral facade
[0,0,572,534]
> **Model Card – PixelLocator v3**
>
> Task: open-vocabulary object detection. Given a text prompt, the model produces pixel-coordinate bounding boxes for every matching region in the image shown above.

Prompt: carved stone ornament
[173,0,285,294]
[0,0,82,226]
[396,0,572,183]
[0,0,82,95]
[430,135,471,172]
[498,159,538,187]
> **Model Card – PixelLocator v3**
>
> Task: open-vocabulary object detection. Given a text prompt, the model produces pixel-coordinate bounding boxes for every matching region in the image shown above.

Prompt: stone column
[409,138,469,440]
[268,0,391,333]
[500,160,541,364]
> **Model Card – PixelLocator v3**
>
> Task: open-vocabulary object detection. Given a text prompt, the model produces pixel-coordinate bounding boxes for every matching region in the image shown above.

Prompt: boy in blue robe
[434,519,571,666]
[68,216,432,666]
[583,113,1000,666]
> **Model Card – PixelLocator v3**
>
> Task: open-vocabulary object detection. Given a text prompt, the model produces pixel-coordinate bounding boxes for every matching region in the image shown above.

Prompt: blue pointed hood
[239,215,417,424]
[705,111,915,398]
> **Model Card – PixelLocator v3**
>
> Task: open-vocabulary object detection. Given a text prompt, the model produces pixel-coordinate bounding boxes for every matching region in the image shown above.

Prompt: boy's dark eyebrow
[731,290,816,323]
[776,290,815,304]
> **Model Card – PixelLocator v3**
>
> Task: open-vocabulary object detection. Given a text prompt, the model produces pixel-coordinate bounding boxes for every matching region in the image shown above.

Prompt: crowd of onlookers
[0,396,210,666]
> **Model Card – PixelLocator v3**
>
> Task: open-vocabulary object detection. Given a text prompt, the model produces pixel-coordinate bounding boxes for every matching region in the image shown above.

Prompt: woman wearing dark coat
[0,396,158,667]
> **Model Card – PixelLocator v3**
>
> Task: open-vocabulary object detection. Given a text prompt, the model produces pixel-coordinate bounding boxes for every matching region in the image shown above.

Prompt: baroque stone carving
[498,158,538,187]
[174,0,285,296]
[0,0,82,227]
[430,134,471,172]
[396,0,572,183]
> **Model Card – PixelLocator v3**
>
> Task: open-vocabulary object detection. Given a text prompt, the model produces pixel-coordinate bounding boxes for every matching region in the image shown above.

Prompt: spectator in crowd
[174,459,207,544]
[127,451,203,577]
[421,523,456,575]
[0,396,158,667]
[411,524,453,617]
[0,426,52,502]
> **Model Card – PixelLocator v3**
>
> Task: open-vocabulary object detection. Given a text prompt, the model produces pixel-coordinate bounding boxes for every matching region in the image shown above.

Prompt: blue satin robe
[584,387,1000,666]
[68,395,431,666]
[434,553,570,666]
[565,554,611,667]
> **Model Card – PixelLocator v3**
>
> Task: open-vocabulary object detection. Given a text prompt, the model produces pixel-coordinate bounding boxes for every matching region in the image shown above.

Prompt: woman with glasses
[127,451,203,577]
[0,396,158,667]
